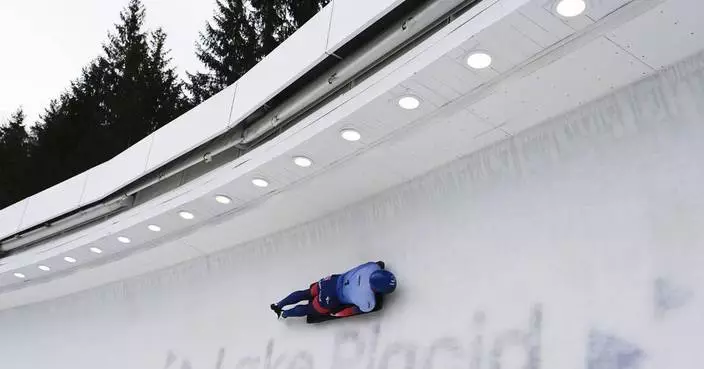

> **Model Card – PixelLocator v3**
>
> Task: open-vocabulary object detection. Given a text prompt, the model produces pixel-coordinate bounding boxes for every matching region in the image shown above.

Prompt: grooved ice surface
[2,49,704,369]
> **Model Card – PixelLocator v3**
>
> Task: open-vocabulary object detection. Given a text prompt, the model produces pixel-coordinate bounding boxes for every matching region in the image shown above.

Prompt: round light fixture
[179,211,195,220]
[148,224,162,232]
[14,272,26,279]
[340,129,361,142]
[397,95,421,110]
[293,156,313,168]
[38,265,51,272]
[467,52,493,69]
[215,195,232,204]
[252,178,269,188]
[90,247,103,254]
[117,236,131,244]
[64,256,77,263]
[556,0,586,17]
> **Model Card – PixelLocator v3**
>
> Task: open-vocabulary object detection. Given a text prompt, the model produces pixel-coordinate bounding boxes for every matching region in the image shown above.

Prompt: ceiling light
[14,272,26,279]
[467,52,493,69]
[38,265,51,272]
[117,236,131,244]
[90,247,103,254]
[340,129,361,142]
[556,0,586,17]
[293,156,313,168]
[252,178,269,188]
[179,211,195,220]
[397,95,421,110]
[215,195,232,204]
[148,224,162,232]
[64,256,77,263]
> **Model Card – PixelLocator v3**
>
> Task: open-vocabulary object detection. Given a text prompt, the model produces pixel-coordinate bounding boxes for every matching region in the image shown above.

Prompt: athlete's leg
[272,281,321,319]
[282,304,312,318]
[276,289,312,307]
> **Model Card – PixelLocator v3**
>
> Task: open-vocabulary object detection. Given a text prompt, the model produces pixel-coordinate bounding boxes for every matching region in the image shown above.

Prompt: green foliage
[187,0,330,104]
[187,0,259,104]
[0,0,331,210]
[0,109,31,207]
[9,0,188,207]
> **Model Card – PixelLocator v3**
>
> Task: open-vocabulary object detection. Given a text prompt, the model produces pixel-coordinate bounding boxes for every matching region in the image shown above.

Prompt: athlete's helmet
[370,270,397,294]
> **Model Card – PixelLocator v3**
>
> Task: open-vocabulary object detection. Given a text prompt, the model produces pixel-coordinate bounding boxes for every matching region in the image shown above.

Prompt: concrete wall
[1,51,704,369]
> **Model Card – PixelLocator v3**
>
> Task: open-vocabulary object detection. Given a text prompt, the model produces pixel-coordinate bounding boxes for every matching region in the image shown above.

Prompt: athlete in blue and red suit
[270,261,397,319]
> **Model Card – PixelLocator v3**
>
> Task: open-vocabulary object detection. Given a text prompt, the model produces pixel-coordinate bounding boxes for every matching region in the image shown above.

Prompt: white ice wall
[2,52,704,369]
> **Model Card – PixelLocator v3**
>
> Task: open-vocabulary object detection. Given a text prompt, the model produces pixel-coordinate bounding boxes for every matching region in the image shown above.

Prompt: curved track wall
[1,51,704,369]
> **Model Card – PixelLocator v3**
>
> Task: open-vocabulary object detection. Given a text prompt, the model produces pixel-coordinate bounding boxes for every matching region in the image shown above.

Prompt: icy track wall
[3,52,704,369]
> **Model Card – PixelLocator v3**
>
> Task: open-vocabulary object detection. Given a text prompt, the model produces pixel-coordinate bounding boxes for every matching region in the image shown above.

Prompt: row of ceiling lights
[10,134,348,279]
[463,0,586,69]
[556,0,586,18]
[10,0,586,281]
[337,1,591,146]
[10,107,389,279]
[9,86,452,280]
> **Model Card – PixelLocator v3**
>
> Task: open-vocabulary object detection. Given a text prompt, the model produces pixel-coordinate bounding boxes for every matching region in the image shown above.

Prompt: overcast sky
[0,0,217,125]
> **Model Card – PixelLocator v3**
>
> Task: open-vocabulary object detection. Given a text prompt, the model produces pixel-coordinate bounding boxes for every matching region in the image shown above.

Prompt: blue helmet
[370,270,397,294]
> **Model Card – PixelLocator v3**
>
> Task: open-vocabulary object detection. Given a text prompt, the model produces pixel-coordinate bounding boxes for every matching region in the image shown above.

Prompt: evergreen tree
[251,0,330,56]
[2,0,332,209]
[0,109,31,208]
[250,0,292,58]
[102,0,187,150]
[30,66,112,191]
[28,0,187,201]
[284,0,330,29]
[185,71,220,106]
[144,28,188,132]
[187,0,330,104]
[187,0,259,104]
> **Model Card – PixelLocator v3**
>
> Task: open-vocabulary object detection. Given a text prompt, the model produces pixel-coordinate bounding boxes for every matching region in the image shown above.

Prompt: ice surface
[2,41,704,369]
